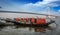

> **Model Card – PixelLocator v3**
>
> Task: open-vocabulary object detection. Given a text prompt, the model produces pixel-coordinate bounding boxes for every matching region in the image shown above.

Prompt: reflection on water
[0,25,59,35]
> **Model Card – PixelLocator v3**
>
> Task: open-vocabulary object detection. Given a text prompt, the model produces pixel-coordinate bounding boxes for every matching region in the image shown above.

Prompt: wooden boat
[5,18,55,27]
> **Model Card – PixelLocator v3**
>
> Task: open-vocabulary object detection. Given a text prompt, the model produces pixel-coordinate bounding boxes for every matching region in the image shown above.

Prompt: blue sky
[0,0,60,16]
[12,0,43,4]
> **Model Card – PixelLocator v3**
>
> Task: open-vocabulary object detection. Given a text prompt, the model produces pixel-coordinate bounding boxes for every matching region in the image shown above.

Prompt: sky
[0,0,60,16]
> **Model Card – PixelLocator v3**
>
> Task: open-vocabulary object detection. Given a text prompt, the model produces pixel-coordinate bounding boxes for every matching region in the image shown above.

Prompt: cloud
[26,0,58,7]
[19,0,60,12]
[0,0,60,16]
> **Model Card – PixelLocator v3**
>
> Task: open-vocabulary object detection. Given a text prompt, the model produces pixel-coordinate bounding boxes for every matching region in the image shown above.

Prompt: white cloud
[25,0,58,7]
[19,0,59,12]
[0,0,59,11]
[0,0,60,16]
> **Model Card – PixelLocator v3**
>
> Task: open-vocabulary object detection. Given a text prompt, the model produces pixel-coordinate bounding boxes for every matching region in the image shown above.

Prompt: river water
[0,18,60,35]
